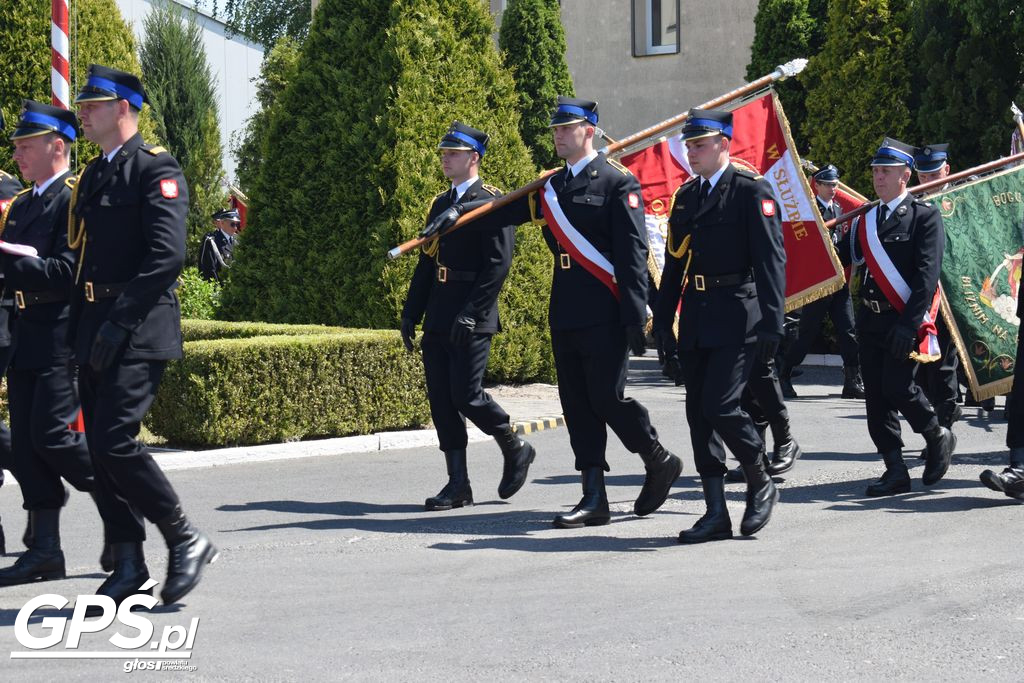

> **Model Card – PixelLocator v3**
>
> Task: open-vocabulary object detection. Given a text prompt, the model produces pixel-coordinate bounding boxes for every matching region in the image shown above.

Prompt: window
[633,0,679,57]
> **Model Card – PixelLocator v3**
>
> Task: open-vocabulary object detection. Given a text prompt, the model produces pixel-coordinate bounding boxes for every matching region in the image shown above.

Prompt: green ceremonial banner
[930,163,1024,400]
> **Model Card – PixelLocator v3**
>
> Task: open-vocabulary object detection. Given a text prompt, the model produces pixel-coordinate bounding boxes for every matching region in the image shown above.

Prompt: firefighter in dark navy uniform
[653,108,786,543]
[70,65,217,610]
[420,97,681,529]
[779,164,864,400]
[836,138,957,497]
[198,207,240,282]
[401,121,535,511]
[0,102,107,585]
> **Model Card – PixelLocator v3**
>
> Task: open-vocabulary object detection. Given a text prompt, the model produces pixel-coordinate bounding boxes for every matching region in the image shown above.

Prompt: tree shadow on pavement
[775,474,1021,513]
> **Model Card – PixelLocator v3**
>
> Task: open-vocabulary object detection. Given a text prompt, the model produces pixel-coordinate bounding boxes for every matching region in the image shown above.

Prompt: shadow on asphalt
[429,534,680,553]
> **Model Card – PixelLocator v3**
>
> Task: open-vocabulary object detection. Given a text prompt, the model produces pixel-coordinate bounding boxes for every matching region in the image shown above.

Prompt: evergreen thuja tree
[140,3,226,260]
[220,0,556,382]
[0,0,158,172]
[745,0,816,149]
[803,0,913,192]
[230,36,302,194]
[498,0,574,169]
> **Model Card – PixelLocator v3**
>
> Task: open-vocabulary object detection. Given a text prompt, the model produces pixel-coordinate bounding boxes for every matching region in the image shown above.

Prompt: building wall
[115,0,265,182]
[493,1,758,143]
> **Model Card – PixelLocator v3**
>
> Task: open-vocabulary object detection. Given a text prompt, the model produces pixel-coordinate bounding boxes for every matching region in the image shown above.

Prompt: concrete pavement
[0,362,1019,681]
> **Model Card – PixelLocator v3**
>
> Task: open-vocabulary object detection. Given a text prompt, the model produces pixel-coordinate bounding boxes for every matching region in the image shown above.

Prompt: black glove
[754,332,781,366]
[400,318,416,353]
[625,325,647,356]
[420,203,464,239]
[653,327,676,357]
[450,314,476,346]
[886,325,917,360]
[89,321,130,373]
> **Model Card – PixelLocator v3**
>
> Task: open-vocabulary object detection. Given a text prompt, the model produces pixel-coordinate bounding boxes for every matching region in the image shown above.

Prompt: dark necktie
[448,187,458,204]
[90,157,109,193]
[698,180,711,208]
[878,204,888,225]
[565,167,573,184]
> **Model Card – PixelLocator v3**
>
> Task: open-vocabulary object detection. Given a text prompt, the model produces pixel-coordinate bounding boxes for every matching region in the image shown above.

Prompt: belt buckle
[694,274,706,291]
[560,253,571,270]
[84,281,95,302]
[14,291,25,310]
[436,266,447,283]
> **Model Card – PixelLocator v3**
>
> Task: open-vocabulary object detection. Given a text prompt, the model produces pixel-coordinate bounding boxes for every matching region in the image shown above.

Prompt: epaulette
[606,158,631,176]
[913,198,933,207]
[143,145,168,156]
[481,183,502,196]
[0,170,11,179]
[64,176,78,189]
[733,168,764,181]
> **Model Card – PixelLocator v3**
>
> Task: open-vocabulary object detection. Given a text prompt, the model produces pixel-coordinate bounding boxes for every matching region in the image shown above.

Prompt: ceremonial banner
[229,185,249,231]
[620,92,843,311]
[928,164,1024,400]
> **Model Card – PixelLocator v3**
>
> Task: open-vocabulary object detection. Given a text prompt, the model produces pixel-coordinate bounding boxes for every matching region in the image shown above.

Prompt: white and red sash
[857,206,942,361]
[538,176,620,299]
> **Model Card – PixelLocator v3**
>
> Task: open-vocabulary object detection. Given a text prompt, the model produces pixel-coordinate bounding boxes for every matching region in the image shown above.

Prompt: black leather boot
[424,450,473,510]
[980,447,1024,497]
[156,506,219,605]
[86,542,151,617]
[0,509,66,585]
[678,477,732,543]
[634,441,682,516]
[922,424,956,485]
[779,363,797,399]
[0,515,5,555]
[494,426,536,500]
[865,450,911,496]
[553,468,610,529]
[739,457,779,536]
[841,365,866,399]
[766,416,802,475]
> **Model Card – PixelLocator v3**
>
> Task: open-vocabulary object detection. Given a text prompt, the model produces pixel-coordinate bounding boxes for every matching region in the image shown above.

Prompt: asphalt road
[0,364,1020,681]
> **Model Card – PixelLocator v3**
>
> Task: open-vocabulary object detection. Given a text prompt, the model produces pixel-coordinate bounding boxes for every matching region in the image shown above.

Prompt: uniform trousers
[784,286,859,369]
[680,343,762,477]
[551,324,657,471]
[7,363,94,509]
[420,331,510,452]
[79,359,180,543]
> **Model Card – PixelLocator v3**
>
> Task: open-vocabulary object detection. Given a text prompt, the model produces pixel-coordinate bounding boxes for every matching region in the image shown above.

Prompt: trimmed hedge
[181,318,353,341]
[148,329,429,448]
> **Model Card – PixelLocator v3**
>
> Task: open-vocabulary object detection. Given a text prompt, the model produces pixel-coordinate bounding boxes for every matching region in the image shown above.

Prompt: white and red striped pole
[51,0,70,109]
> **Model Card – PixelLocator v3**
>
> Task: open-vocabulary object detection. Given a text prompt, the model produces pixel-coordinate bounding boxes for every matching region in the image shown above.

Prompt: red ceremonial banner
[620,91,845,310]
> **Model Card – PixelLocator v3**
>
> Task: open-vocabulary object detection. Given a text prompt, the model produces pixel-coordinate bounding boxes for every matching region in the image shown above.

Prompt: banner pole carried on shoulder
[386,58,809,260]
[823,151,1024,231]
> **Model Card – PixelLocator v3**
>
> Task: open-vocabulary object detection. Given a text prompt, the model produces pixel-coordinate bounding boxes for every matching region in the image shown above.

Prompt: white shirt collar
[881,190,909,216]
[34,169,68,197]
[567,150,599,179]
[702,160,731,191]
[105,145,123,163]
[451,176,479,202]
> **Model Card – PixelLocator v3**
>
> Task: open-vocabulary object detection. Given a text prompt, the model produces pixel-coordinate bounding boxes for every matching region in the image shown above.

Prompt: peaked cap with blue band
[870,137,918,168]
[549,96,598,127]
[914,143,949,173]
[438,121,489,157]
[10,100,78,142]
[680,108,733,141]
[812,164,840,183]
[212,208,240,222]
[75,64,147,110]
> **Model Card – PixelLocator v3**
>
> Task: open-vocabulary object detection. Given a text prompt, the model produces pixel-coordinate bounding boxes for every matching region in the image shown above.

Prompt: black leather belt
[436,266,477,283]
[84,281,128,302]
[862,298,895,313]
[14,290,68,309]
[690,272,754,291]
[558,250,612,270]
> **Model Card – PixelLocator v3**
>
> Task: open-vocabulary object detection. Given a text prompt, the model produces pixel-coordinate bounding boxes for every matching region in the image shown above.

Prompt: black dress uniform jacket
[459,154,649,329]
[403,180,512,334]
[69,133,188,363]
[838,195,944,334]
[1,172,77,369]
[198,229,234,282]
[655,164,786,348]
